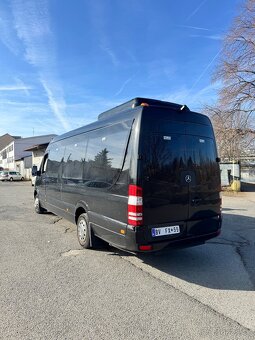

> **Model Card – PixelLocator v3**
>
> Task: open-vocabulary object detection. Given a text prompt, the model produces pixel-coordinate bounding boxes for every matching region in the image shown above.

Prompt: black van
[33,98,222,252]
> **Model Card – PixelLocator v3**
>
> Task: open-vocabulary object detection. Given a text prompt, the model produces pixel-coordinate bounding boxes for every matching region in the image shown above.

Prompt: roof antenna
[180,105,187,111]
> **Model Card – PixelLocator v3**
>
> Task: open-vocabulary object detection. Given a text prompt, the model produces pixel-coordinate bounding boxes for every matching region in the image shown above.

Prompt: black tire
[9,177,13,182]
[21,177,24,181]
[34,195,44,214]
[77,213,91,249]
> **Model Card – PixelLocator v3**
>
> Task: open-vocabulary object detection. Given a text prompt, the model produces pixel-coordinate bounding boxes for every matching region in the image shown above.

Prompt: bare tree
[205,0,255,161]
[215,0,255,115]
[204,104,255,161]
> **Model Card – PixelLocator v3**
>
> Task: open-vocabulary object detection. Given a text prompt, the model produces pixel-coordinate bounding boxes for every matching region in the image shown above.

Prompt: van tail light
[139,245,153,251]
[128,185,143,226]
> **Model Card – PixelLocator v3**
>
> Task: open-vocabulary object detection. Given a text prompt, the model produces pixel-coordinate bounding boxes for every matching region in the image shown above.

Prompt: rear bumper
[124,229,221,253]
[124,214,222,253]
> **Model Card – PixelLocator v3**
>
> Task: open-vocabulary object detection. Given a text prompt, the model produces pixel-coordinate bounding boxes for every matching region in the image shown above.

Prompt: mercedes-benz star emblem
[185,175,192,183]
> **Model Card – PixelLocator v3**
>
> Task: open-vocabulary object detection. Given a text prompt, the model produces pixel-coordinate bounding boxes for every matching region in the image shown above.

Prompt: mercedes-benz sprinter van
[33,98,221,252]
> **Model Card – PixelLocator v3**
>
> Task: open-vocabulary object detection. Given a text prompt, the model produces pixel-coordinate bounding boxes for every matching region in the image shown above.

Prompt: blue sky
[0,0,242,137]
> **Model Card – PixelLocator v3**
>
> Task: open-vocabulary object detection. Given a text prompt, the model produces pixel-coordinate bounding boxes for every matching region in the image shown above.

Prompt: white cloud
[160,82,220,111]
[186,0,208,21]
[0,5,20,55]
[0,99,65,136]
[0,84,32,91]
[11,0,53,67]
[189,50,221,91]
[9,0,69,131]
[100,44,120,67]
[14,77,31,96]
[88,1,120,67]
[114,76,133,96]
[190,34,224,41]
[40,76,70,131]
[144,59,175,82]
[177,24,210,31]
[0,78,32,98]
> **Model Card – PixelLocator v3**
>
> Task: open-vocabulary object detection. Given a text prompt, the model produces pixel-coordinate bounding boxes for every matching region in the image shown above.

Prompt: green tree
[94,148,112,168]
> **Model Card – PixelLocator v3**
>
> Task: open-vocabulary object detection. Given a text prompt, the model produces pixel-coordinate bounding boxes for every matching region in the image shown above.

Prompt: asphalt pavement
[0,182,254,339]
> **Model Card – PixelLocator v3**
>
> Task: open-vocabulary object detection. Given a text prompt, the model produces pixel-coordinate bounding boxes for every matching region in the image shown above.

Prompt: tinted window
[186,136,216,167]
[62,135,87,180]
[143,117,213,138]
[186,123,213,138]
[40,154,48,173]
[142,133,217,183]
[84,121,132,185]
[47,144,64,178]
[142,133,187,183]
[186,135,218,184]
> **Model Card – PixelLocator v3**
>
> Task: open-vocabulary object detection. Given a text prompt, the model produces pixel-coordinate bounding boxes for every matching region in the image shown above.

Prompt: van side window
[62,135,87,180]
[84,121,132,185]
[39,154,48,174]
[42,154,48,173]
[47,144,64,178]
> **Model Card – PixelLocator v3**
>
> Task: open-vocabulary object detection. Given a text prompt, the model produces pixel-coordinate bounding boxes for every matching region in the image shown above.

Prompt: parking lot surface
[0,182,254,339]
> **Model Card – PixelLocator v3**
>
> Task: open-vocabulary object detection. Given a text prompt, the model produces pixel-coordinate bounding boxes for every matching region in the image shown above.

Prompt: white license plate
[151,225,180,237]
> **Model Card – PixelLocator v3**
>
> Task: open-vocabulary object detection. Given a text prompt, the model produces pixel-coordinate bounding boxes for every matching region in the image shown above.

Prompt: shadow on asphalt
[110,213,255,291]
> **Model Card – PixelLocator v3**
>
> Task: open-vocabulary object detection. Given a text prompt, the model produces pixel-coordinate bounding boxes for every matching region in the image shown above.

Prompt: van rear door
[141,132,189,225]
[185,134,221,221]
[140,118,220,227]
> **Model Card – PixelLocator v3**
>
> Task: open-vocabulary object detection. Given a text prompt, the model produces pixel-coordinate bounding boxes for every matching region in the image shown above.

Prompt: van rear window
[143,118,213,138]
[141,133,217,183]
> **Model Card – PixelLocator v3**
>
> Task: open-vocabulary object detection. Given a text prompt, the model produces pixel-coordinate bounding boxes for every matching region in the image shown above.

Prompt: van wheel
[9,177,13,182]
[77,213,91,249]
[34,195,44,214]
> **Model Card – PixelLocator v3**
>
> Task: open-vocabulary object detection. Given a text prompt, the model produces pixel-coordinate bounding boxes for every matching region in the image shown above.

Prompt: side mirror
[216,157,221,163]
[32,165,38,176]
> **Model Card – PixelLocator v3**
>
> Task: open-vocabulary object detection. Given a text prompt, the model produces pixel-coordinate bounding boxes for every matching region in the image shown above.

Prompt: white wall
[0,141,15,169]
[220,163,240,186]
[15,160,31,180]
[32,149,45,168]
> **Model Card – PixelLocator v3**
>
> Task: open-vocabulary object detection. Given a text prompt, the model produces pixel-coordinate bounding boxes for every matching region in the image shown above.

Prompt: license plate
[151,225,180,237]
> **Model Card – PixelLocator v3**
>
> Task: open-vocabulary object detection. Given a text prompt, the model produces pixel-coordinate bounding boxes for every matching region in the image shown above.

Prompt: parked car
[0,171,24,181]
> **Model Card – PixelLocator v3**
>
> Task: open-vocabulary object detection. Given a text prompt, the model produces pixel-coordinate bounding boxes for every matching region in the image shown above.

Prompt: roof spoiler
[98,97,189,120]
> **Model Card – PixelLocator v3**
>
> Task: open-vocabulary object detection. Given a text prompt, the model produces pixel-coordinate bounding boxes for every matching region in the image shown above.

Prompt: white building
[24,142,50,169]
[0,134,56,177]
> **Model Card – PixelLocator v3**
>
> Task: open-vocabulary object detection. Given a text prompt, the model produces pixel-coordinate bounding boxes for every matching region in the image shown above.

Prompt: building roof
[0,133,21,151]
[24,142,50,151]
[14,134,56,161]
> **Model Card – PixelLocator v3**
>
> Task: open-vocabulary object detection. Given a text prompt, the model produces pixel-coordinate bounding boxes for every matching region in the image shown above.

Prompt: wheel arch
[75,201,89,224]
